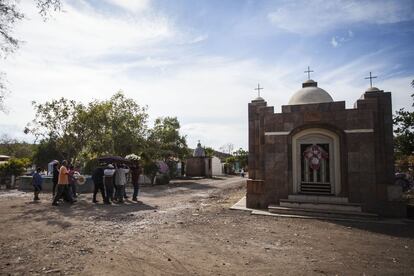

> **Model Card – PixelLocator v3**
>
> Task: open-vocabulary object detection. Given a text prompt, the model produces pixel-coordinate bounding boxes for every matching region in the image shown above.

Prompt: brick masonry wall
[247,90,404,216]
[186,157,207,177]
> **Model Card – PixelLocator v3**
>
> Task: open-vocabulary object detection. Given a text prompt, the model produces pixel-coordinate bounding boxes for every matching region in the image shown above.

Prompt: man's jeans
[53,185,73,204]
[116,185,124,202]
[133,182,139,199]
[70,182,77,197]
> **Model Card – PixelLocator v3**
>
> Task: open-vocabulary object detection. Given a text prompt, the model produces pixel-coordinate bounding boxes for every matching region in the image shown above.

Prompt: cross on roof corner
[254,83,264,97]
[304,66,314,80]
[364,72,378,88]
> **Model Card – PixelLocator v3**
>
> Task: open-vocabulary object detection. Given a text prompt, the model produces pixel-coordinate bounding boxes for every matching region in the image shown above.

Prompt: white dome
[288,80,333,105]
[365,87,380,92]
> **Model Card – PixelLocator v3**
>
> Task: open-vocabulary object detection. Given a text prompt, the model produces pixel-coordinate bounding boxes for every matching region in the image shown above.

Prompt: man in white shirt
[104,164,116,204]
[115,164,129,203]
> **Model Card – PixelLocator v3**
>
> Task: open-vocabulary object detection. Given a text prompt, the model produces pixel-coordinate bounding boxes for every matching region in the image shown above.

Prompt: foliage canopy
[25,92,189,172]
[393,83,414,157]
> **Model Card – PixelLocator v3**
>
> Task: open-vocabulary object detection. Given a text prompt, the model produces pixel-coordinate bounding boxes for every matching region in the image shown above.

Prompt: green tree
[0,157,31,177]
[32,139,62,168]
[25,92,149,167]
[0,135,35,159]
[144,117,189,180]
[24,97,86,163]
[233,148,248,168]
[147,116,189,161]
[224,156,237,174]
[204,147,214,157]
[394,83,414,157]
[80,92,148,158]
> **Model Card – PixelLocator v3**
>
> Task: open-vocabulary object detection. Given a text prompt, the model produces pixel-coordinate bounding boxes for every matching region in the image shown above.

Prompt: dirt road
[0,176,413,275]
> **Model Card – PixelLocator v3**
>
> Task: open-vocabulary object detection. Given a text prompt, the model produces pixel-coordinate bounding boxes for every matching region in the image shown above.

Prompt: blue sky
[0,0,413,151]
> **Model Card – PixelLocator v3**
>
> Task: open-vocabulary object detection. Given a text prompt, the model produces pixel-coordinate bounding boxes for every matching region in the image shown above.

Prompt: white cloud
[1,46,412,149]
[331,37,339,47]
[188,34,208,44]
[0,0,412,151]
[104,0,151,13]
[330,30,354,47]
[0,46,299,149]
[17,1,174,62]
[268,0,414,35]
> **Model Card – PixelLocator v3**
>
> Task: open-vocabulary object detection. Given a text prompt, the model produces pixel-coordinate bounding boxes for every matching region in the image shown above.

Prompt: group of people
[92,162,141,204]
[31,160,79,204]
[31,159,142,206]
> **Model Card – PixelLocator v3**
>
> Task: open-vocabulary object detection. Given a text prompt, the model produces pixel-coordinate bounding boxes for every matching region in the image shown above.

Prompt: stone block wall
[19,175,94,193]
[186,157,212,177]
[247,90,404,217]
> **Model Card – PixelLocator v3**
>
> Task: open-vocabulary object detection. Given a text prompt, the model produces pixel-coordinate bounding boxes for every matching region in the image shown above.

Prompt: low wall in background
[19,174,153,193]
[19,175,94,193]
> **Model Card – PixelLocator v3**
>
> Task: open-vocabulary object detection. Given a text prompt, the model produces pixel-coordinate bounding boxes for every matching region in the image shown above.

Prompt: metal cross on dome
[364,72,377,88]
[304,66,314,80]
[254,83,264,97]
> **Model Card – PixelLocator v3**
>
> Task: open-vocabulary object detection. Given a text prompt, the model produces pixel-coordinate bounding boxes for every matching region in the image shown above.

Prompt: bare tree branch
[0,0,61,112]
[36,0,61,19]
[0,0,24,57]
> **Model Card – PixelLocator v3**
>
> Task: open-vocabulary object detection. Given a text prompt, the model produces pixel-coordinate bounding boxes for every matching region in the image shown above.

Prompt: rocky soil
[0,176,413,275]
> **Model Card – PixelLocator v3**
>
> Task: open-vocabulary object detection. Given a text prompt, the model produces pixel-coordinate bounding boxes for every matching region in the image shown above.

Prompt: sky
[0,0,413,151]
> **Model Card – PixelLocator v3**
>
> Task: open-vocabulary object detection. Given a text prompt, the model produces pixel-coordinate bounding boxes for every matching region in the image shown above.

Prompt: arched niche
[292,128,341,196]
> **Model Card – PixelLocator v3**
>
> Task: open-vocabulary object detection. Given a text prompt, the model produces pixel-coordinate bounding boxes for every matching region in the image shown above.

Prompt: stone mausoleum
[247,75,405,217]
[186,141,212,178]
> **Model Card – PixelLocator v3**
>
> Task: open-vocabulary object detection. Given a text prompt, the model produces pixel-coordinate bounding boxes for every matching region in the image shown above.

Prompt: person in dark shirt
[52,162,59,196]
[32,167,43,201]
[131,164,142,202]
[92,166,106,203]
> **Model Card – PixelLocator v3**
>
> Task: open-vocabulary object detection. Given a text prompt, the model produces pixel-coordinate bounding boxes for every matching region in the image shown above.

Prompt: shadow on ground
[144,182,214,197]
[8,197,156,227]
[325,218,414,239]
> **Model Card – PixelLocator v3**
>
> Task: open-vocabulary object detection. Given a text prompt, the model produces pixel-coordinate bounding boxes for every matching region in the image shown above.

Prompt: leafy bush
[83,158,99,175]
[0,158,31,177]
[143,161,159,184]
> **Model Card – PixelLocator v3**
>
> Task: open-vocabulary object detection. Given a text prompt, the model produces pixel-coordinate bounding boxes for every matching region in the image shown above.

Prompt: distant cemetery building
[247,74,405,217]
[0,155,10,165]
[211,156,224,176]
[186,141,212,177]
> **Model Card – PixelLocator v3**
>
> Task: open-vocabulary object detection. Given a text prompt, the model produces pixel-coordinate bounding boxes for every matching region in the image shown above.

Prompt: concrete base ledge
[230,196,408,225]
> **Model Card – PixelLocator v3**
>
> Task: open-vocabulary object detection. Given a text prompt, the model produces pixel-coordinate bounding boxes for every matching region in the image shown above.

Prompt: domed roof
[193,141,205,157]
[288,79,333,105]
[253,96,264,102]
[365,87,380,92]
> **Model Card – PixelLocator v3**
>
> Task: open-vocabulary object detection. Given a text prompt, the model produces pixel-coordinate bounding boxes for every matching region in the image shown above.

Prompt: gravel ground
[0,176,413,276]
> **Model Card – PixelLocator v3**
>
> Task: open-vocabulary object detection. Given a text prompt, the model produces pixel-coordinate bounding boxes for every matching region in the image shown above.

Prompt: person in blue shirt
[32,167,43,201]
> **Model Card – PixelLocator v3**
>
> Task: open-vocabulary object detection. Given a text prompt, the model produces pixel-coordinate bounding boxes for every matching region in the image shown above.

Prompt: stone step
[288,194,349,203]
[268,205,378,220]
[280,199,362,212]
